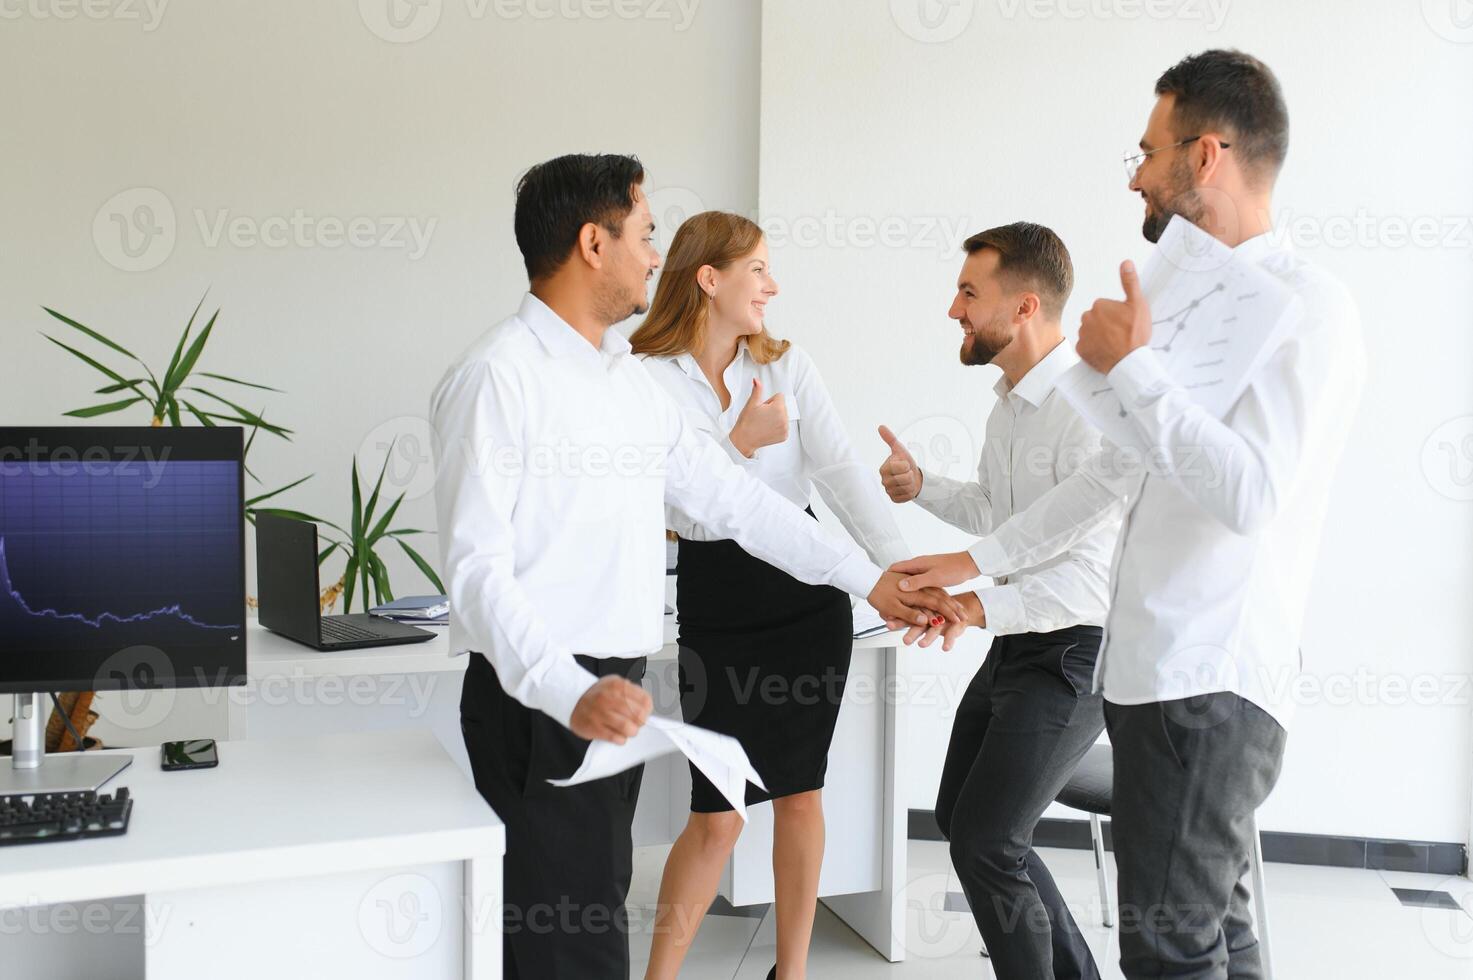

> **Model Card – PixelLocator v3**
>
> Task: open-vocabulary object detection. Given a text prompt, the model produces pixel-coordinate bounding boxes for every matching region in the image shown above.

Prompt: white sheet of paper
[547,716,768,819]
[1055,216,1301,451]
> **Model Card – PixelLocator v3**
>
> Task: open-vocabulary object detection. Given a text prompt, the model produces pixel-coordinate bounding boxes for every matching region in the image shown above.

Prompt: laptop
[255,513,436,650]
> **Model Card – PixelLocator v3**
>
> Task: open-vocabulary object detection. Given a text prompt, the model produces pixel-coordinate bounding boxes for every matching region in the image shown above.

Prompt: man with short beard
[878,222,1121,979]
[890,51,1366,979]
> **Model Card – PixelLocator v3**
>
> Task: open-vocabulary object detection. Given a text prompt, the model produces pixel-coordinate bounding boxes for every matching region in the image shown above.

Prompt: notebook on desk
[852,604,891,639]
[369,595,450,624]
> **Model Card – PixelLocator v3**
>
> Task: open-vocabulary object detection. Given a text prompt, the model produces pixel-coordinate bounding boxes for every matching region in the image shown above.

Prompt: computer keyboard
[0,788,132,846]
[320,618,382,643]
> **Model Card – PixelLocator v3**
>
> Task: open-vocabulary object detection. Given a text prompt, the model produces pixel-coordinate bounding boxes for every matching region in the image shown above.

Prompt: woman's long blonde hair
[629,211,790,365]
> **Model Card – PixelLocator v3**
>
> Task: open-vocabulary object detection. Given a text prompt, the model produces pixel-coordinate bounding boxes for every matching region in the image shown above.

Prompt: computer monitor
[0,426,246,792]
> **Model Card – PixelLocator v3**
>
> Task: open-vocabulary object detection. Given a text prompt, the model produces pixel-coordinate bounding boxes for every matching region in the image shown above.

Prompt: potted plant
[40,296,318,749]
[313,445,446,614]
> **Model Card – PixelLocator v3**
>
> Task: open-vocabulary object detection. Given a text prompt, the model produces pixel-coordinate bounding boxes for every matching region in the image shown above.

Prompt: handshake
[572,549,982,747]
[866,568,984,652]
[570,423,988,747]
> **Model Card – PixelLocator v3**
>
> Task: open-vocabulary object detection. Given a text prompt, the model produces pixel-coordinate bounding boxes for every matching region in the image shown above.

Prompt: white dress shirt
[914,340,1119,636]
[429,294,886,729]
[966,233,1366,728]
[642,340,910,569]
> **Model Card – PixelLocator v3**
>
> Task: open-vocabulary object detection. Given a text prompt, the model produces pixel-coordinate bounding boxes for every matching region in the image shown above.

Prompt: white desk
[240,618,912,962]
[0,729,504,980]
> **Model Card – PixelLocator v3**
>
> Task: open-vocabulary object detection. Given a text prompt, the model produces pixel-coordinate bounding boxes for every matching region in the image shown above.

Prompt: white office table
[240,618,912,962]
[0,729,504,980]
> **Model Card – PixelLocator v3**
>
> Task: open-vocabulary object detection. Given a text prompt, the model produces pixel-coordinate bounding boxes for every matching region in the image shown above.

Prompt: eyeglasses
[1122,135,1231,182]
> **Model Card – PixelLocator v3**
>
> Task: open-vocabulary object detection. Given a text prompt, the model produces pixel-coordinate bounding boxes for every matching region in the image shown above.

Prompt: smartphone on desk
[161,738,219,771]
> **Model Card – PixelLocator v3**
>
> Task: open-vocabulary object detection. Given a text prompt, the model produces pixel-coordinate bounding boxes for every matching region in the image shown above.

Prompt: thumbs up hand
[1077,260,1152,374]
[877,425,922,503]
[729,378,790,458]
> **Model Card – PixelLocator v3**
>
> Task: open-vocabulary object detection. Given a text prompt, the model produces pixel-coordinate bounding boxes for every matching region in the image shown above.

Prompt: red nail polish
[930,616,944,627]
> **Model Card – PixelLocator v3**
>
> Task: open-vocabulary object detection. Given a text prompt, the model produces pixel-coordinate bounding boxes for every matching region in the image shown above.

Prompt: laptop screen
[254,513,323,641]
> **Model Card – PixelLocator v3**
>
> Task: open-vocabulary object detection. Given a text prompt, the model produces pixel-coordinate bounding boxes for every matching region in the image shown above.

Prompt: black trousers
[459,651,648,980]
[1105,693,1286,980]
[936,625,1105,980]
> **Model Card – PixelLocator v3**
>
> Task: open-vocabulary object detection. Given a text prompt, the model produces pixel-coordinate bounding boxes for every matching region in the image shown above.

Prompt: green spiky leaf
[350,459,363,545]
[162,294,207,393]
[179,400,217,428]
[94,379,147,395]
[396,538,446,594]
[342,553,360,614]
[186,389,291,438]
[194,372,281,392]
[362,444,394,531]
[244,474,312,508]
[167,308,219,392]
[42,334,132,388]
[63,396,147,418]
[42,307,142,363]
[366,493,405,544]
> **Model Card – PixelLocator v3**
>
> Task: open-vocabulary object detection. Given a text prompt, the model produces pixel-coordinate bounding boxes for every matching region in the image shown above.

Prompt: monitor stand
[0,693,131,795]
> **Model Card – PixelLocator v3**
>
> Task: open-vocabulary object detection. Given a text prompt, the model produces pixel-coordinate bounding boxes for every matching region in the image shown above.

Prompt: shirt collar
[995,339,1077,407]
[1232,230,1283,264]
[675,338,751,383]
[519,292,632,359]
[675,350,703,381]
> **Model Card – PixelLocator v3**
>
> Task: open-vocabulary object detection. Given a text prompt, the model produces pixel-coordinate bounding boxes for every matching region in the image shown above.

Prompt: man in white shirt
[879,222,1119,979]
[430,153,962,980]
[892,52,1366,979]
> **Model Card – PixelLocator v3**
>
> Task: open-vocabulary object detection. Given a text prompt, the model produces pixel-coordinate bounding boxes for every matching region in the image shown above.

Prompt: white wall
[0,0,759,744]
[0,0,757,589]
[758,0,1473,845]
[4,0,1471,849]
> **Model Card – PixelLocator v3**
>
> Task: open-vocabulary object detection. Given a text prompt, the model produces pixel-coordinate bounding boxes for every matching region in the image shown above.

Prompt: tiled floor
[626,841,1473,978]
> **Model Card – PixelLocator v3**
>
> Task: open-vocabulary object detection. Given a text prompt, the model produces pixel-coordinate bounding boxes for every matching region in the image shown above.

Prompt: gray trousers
[936,625,1106,980]
[1105,693,1286,980]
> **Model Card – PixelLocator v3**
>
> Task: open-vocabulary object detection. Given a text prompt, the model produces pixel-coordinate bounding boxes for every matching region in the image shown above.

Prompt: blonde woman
[630,212,909,980]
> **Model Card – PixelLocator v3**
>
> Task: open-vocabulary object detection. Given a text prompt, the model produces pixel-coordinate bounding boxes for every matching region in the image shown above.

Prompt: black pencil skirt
[675,513,854,814]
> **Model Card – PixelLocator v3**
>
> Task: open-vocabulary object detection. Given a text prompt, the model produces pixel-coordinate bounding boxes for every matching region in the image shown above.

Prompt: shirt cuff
[830,550,885,602]
[722,433,758,465]
[534,656,601,731]
[967,535,1011,578]
[1106,346,1172,409]
[974,584,1026,636]
[914,469,948,503]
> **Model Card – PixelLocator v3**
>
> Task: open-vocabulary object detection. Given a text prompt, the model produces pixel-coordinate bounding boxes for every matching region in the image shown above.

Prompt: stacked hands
[876,424,987,652]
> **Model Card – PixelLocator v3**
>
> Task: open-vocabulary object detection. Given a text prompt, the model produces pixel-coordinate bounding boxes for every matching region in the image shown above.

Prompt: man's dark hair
[1155,49,1289,182]
[513,153,646,281]
[962,222,1074,320]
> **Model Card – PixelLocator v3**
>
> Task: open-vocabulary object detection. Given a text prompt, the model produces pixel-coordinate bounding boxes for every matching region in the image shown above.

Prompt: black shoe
[766,968,776,980]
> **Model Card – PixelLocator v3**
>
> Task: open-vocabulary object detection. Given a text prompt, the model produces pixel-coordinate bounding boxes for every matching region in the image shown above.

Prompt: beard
[959,311,1011,367]
[595,273,652,326]
[1141,153,1208,243]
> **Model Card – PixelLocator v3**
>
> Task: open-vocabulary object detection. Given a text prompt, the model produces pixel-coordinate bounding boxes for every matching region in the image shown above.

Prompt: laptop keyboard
[319,618,385,643]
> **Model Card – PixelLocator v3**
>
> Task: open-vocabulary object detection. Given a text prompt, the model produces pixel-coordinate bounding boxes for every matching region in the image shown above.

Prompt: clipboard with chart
[1055,216,1302,452]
